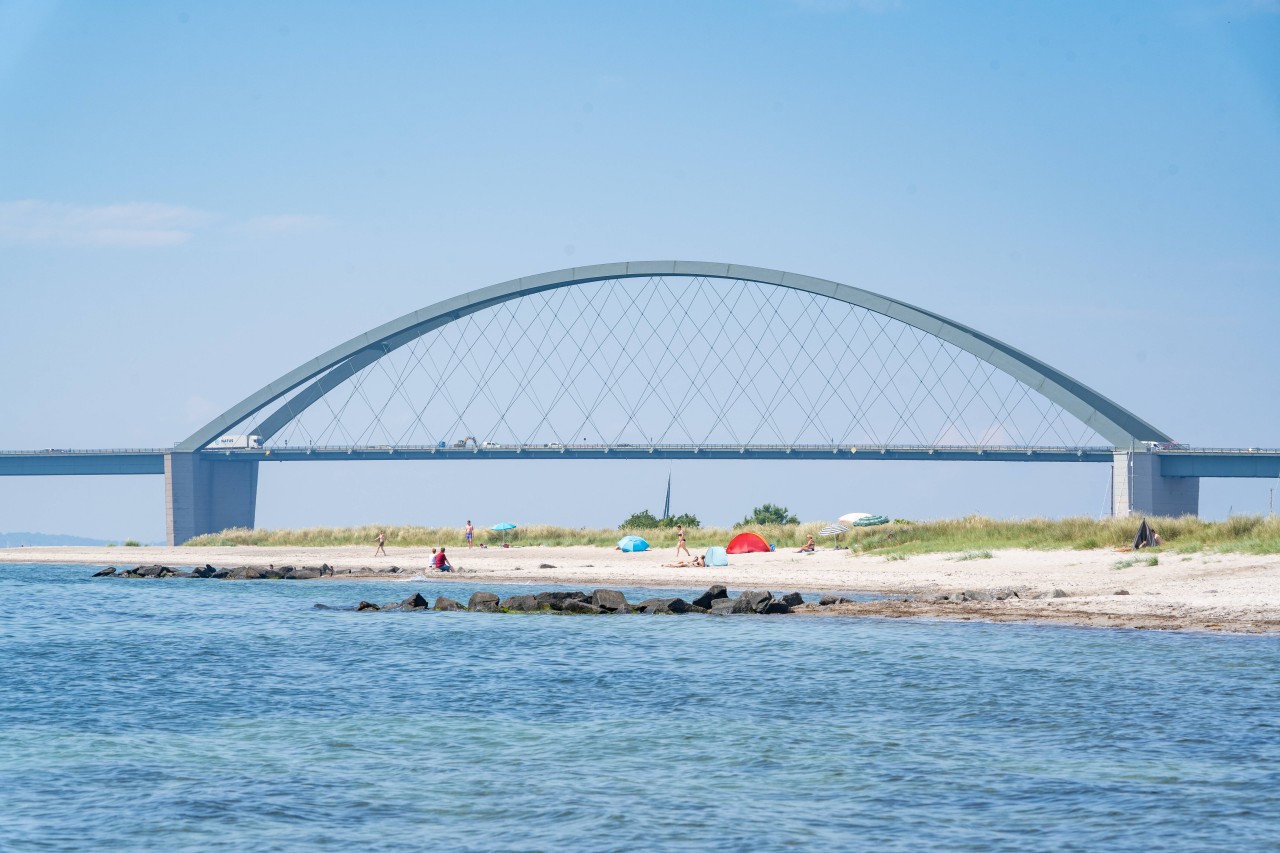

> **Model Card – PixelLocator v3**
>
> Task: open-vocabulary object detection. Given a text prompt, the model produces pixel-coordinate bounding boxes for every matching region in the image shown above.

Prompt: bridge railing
[205,442,1118,454]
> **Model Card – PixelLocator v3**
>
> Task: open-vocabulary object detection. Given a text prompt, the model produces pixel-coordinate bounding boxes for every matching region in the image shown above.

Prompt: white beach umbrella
[819,524,848,537]
[838,512,873,525]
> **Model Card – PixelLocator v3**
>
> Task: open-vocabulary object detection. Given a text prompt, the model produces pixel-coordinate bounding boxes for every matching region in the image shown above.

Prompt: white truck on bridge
[209,435,264,449]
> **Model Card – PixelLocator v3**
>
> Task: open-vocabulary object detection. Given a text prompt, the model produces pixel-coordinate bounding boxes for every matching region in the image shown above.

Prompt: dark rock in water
[536,591,588,610]
[733,590,773,614]
[468,592,500,612]
[590,589,629,612]
[781,592,805,608]
[289,568,321,580]
[501,594,542,612]
[539,563,557,569]
[433,596,463,611]
[818,594,853,606]
[400,593,430,610]
[688,604,709,613]
[92,567,117,577]
[210,568,232,579]
[558,599,604,614]
[319,563,333,576]
[760,600,792,614]
[637,597,691,615]
[709,598,737,615]
[168,569,194,578]
[962,590,994,602]
[135,564,167,578]
[190,565,217,578]
[691,585,728,609]
[1114,589,1130,596]
[313,603,338,610]
[356,601,380,611]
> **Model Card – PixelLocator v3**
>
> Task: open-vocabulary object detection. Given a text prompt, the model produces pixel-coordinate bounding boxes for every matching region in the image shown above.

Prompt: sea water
[1,564,1278,852]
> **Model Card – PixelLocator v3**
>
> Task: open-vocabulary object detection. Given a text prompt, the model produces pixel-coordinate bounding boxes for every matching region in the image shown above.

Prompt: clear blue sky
[2,0,1278,540]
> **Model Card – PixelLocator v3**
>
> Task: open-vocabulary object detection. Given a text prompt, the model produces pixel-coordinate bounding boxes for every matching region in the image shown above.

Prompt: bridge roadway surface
[2,446,1279,478]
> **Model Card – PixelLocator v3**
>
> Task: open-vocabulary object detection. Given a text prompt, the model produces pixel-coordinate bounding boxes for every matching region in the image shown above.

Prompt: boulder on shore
[501,594,542,613]
[818,594,852,606]
[691,585,729,609]
[468,592,500,612]
[636,597,692,615]
[781,592,805,608]
[709,598,737,615]
[733,590,773,614]
[590,589,630,612]
[400,593,430,610]
[536,591,589,610]
[558,599,604,614]
[433,596,464,611]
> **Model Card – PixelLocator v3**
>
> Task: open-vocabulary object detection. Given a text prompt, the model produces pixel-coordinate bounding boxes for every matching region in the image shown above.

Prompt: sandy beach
[5,544,1280,634]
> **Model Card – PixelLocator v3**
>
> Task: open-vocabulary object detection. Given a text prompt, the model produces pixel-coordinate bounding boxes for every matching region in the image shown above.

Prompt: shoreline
[5,544,1280,634]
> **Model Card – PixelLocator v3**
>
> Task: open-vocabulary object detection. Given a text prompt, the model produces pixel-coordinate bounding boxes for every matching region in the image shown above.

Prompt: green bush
[123,539,141,547]
[738,503,799,527]
[620,510,700,530]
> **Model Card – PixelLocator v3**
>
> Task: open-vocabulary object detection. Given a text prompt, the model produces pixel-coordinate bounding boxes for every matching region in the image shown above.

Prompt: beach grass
[185,514,1280,554]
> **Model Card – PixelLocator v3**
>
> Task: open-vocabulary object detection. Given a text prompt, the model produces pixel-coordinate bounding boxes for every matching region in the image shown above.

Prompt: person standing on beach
[465,520,474,549]
[374,530,386,557]
[675,524,690,559]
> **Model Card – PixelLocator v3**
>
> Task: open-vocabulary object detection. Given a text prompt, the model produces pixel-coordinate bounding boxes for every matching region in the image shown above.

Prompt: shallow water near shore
[2,564,1279,852]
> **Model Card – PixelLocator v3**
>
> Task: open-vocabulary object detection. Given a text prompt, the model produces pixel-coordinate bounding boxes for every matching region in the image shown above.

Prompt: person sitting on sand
[797,535,815,553]
[433,547,452,573]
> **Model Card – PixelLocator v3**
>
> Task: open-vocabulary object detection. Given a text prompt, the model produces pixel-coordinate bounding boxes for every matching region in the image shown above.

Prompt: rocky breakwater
[326,585,839,616]
[96,563,352,580]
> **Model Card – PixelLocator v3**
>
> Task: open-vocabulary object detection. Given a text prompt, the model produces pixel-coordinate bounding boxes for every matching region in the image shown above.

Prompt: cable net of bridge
[243,276,1105,451]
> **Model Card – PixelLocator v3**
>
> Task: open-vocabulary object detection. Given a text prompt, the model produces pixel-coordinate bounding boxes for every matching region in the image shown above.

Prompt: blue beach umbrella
[617,535,649,552]
[490,521,517,544]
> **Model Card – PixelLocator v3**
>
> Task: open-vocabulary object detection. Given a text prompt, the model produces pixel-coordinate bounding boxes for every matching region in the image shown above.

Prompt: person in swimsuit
[798,534,816,553]
[465,520,474,549]
[675,524,690,558]
[373,530,386,557]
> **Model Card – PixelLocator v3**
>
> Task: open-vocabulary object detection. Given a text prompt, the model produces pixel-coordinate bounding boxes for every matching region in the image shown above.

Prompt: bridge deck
[3,446,1279,477]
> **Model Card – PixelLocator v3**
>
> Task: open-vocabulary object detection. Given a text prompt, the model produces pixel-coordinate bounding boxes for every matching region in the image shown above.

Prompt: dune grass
[186,515,1280,554]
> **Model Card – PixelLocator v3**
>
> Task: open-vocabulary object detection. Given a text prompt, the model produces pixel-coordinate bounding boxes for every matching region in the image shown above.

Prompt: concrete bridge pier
[165,453,259,545]
[1112,450,1199,518]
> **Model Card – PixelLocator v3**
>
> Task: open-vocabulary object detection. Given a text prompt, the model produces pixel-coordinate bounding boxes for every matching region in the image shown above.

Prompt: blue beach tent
[704,546,728,567]
[617,535,650,552]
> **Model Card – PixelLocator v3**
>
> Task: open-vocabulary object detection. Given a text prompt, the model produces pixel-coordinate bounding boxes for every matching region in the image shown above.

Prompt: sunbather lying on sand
[663,555,705,568]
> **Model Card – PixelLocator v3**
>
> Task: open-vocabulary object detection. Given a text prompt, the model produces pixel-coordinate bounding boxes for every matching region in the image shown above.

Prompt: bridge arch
[180,260,1170,452]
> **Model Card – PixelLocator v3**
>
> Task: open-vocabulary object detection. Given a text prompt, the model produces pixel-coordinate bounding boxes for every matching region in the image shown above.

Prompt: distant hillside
[0,531,118,547]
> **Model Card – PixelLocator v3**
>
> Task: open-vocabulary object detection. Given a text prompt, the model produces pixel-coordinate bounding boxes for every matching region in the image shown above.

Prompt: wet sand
[5,544,1279,634]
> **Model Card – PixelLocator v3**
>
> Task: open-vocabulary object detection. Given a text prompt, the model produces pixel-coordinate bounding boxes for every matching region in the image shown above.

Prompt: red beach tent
[726,531,771,554]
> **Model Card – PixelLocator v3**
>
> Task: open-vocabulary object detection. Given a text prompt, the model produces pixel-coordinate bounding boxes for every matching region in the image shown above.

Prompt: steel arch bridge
[12,260,1272,543]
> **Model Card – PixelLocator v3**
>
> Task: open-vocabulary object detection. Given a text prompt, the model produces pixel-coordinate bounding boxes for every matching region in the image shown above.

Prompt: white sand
[4,544,1279,632]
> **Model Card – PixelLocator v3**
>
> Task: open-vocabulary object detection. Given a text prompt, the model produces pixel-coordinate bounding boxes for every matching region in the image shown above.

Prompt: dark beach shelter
[1132,519,1156,549]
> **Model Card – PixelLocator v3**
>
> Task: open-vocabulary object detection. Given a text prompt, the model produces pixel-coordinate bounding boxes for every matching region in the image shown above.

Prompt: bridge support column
[165,452,259,545]
[1112,451,1199,518]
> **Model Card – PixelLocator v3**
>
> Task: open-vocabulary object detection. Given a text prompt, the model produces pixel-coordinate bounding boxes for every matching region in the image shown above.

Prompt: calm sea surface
[2,563,1278,852]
